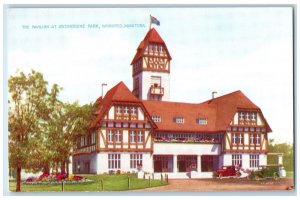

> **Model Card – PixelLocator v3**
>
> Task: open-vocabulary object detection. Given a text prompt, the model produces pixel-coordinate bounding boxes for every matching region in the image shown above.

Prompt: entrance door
[178,160,186,172]
[154,160,162,172]
[84,161,90,174]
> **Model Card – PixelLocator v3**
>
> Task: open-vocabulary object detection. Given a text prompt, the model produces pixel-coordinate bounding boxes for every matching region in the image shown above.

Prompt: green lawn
[285,171,294,178]
[9,174,168,192]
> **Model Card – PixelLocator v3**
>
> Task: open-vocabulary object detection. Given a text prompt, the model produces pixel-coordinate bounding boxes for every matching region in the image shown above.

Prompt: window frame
[108,154,121,169]
[130,154,143,169]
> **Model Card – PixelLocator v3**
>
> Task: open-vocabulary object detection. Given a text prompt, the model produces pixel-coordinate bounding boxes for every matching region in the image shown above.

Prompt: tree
[9,69,95,191]
[267,139,294,172]
[8,69,54,192]
[46,101,94,175]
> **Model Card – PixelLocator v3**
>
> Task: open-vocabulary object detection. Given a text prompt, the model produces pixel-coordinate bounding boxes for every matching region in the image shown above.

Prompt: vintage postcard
[4,5,295,194]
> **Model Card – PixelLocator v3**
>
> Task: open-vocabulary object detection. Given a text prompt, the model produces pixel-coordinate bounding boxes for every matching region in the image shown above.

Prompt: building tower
[131,28,172,101]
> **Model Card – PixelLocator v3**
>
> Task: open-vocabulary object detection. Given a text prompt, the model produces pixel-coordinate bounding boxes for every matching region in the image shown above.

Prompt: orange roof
[143,90,272,133]
[142,100,217,132]
[91,82,140,128]
[131,28,172,65]
[91,82,271,133]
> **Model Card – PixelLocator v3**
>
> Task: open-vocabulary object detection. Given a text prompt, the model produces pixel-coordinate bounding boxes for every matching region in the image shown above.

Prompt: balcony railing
[150,85,164,96]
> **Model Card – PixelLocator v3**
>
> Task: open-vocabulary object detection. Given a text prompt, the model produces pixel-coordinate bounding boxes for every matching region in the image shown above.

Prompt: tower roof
[131,28,172,64]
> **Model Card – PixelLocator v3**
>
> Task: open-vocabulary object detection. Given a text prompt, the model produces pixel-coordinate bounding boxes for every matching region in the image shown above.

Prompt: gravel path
[134,178,294,192]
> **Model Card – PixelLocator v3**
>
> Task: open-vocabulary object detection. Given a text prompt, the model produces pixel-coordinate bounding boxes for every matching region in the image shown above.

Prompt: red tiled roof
[91,82,271,133]
[143,90,272,133]
[201,90,266,132]
[91,82,140,128]
[131,28,172,64]
[142,100,217,132]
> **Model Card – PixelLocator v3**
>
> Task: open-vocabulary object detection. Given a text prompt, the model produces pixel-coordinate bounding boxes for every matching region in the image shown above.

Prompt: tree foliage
[8,69,53,191]
[267,139,294,171]
[8,69,94,191]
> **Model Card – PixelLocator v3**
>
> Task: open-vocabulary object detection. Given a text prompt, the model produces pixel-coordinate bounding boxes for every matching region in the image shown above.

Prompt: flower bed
[154,137,220,144]
[23,173,94,185]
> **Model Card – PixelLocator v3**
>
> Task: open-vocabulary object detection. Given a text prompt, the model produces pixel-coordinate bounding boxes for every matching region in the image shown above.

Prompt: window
[130,130,136,143]
[201,156,219,172]
[137,131,143,143]
[251,112,257,121]
[250,154,259,168]
[232,133,244,145]
[232,154,242,167]
[131,107,137,115]
[250,134,261,145]
[108,130,122,143]
[174,117,184,124]
[124,106,129,115]
[107,130,113,142]
[238,111,257,125]
[115,105,138,120]
[115,130,121,143]
[108,154,121,169]
[130,154,143,168]
[152,115,161,123]
[151,76,161,87]
[116,106,122,114]
[197,118,207,125]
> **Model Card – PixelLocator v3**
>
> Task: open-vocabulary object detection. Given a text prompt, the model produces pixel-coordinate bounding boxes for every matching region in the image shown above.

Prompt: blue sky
[7,7,293,143]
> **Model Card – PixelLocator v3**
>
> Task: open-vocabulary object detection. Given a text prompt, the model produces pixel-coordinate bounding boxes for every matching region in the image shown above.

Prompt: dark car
[214,166,240,178]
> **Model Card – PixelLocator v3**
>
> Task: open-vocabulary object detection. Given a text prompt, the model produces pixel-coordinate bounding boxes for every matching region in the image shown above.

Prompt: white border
[1,0,298,199]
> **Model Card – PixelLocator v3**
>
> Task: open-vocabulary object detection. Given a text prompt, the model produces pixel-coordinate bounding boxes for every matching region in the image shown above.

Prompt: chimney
[212,91,217,99]
[102,83,108,97]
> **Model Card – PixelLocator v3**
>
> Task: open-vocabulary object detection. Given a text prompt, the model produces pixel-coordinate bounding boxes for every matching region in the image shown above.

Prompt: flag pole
[149,15,151,30]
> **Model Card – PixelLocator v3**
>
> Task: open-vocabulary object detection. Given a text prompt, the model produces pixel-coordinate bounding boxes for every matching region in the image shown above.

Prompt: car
[214,166,241,178]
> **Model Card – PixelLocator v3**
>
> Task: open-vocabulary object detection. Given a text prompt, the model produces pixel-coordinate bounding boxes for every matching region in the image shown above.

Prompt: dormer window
[152,115,161,123]
[174,117,184,124]
[197,118,207,125]
[238,111,257,125]
[116,106,122,114]
[124,106,129,115]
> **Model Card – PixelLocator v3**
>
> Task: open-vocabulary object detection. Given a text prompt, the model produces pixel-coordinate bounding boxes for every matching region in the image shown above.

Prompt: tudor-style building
[72,28,272,178]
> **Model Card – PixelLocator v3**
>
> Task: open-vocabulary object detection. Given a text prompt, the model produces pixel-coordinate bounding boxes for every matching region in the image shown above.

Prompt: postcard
[4,5,295,194]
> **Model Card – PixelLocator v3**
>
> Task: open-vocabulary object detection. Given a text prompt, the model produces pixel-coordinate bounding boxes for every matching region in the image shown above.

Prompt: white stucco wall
[134,71,170,101]
[257,114,265,126]
[233,113,238,124]
[222,153,267,170]
[96,152,153,174]
[108,106,114,119]
[154,143,221,155]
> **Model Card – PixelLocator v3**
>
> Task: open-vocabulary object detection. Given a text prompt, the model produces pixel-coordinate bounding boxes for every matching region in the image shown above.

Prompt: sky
[6,7,294,143]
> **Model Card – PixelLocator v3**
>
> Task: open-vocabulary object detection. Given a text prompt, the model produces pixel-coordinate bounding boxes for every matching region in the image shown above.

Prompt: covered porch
[152,154,219,178]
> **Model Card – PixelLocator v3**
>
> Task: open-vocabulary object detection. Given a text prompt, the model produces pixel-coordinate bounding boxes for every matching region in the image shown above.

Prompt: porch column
[197,155,201,173]
[173,155,178,172]
[278,154,283,166]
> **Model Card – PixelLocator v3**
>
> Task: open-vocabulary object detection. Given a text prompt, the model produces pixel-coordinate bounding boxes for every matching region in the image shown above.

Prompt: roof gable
[91,82,140,128]
[131,28,172,64]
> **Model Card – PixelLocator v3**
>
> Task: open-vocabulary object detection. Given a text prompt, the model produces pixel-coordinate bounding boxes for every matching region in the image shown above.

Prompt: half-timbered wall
[224,111,268,153]
[96,105,153,153]
[74,132,97,154]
